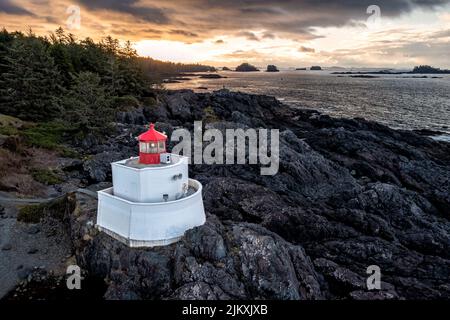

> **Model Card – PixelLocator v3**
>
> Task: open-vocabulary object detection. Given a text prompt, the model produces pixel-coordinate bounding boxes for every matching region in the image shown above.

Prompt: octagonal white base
[96,179,206,247]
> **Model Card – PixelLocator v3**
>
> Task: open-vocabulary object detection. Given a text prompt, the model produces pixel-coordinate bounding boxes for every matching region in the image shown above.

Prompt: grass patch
[17,204,46,223]
[0,126,19,136]
[21,122,66,150]
[30,168,63,185]
[17,196,70,223]
[21,121,79,158]
[0,114,23,136]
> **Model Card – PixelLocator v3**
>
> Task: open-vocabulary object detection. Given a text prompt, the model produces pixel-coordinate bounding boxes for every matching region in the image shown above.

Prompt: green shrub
[112,95,141,111]
[17,203,45,223]
[0,114,23,136]
[203,105,219,123]
[21,121,78,157]
[21,122,65,149]
[141,96,157,107]
[0,126,19,136]
[18,196,69,223]
[30,168,63,185]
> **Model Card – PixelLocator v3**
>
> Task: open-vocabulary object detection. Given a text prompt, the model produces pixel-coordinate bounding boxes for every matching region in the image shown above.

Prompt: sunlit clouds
[1,0,450,68]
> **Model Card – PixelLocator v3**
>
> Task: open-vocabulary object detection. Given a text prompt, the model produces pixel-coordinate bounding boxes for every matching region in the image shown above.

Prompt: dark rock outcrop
[235,63,259,72]
[266,65,279,72]
[67,89,450,300]
[199,74,225,79]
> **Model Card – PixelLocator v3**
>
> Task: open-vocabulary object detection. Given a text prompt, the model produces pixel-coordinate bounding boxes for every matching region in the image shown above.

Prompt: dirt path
[0,188,97,205]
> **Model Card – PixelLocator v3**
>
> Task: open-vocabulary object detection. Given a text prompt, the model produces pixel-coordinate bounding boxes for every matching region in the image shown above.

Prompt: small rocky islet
[3,89,450,300]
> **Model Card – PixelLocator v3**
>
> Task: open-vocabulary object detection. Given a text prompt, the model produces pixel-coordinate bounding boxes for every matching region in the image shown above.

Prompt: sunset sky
[1,0,450,68]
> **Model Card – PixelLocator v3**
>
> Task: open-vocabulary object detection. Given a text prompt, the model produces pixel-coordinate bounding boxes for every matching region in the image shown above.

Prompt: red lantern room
[138,123,167,164]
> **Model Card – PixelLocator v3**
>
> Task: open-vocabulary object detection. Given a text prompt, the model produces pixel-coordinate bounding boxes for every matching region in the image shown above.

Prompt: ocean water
[165,70,450,135]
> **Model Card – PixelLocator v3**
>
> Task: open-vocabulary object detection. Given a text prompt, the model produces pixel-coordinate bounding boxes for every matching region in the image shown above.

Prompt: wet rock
[62,159,84,172]
[26,225,40,235]
[116,107,147,125]
[27,248,38,254]
[83,151,125,183]
[2,243,12,251]
[17,268,32,280]
[55,90,450,300]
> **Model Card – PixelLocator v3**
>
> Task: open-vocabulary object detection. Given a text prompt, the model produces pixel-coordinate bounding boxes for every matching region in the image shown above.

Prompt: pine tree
[63,72,113,133]
[0,36,63,121]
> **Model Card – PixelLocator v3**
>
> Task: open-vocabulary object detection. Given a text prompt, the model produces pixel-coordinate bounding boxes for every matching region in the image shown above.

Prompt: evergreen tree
[63,72,113,133]
[0,27,214,131]
[48,28,75,86]
[0,36,63,120]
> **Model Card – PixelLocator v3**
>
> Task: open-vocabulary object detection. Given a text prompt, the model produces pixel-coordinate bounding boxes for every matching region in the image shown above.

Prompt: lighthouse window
[148,142,158,153]
[158,141,165,152]
[139,142,148,153]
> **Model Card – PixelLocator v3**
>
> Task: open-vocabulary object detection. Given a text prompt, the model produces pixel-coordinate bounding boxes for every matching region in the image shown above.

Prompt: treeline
[138,57,215,79]
[0,28,214,134]
[411,65,450,74]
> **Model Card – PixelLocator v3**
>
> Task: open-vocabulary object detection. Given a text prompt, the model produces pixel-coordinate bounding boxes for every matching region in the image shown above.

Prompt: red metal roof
[138,123,167,142]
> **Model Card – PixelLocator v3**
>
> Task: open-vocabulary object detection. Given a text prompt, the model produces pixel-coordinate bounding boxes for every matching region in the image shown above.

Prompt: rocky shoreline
[3,89,450,300]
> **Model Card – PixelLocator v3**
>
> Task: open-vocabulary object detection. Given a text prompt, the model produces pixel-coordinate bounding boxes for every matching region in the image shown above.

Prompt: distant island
[295,67,307,70]
[198,74,226,79]
[310,66,322,70]
[222,66,231,71]
[412,65,450,74]
[266,65,279,72]
[333,65,450,75]
[235,63,259,72]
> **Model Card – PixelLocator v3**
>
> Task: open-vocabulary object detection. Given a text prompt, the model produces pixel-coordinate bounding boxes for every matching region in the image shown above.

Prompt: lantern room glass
[148,142,158,153]
[139,142,147,153]
[158,141,165,152]
[139,142,156,154]
[139,140,165,154]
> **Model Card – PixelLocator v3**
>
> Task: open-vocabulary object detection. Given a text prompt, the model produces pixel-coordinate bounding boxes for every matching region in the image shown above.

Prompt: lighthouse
[96,123,206,247]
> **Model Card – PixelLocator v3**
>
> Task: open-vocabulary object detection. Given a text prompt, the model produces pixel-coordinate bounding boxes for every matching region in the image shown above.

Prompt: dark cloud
[432,29,450,38]
[111,27,162,39]
[0,0,33,15]
[165,0,450,38]
[262,32,276,39]
[4,0,450,45]
[77,0,169,24]
[168,29,198,38]
[236,31,259,41]
[299,46,316,53]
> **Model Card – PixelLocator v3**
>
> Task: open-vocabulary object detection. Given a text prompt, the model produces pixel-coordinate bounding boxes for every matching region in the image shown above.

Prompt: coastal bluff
[7,89,450,300]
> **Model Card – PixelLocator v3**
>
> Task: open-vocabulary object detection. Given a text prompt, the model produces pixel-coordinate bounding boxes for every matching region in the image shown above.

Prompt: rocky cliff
[44,90,450,299]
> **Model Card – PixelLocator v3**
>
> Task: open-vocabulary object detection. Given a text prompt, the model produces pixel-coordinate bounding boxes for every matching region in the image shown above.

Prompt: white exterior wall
[96,179,206,247]
[112,155,189,202]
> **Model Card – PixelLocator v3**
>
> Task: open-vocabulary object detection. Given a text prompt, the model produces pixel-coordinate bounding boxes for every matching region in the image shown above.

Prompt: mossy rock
[17,195,72,223]
[203,105,219,123]
[30,168,63,185]
[0,114,24,136]
[17,204,45,223]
